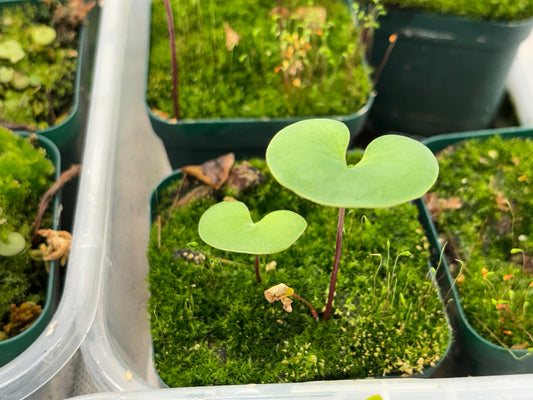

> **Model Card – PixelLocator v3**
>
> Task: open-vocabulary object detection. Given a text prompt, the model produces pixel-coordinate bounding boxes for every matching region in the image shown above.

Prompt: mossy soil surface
[427,135,533,351]
[148,157,450,387]
[147,0,372,120]
[0,128,55,341]
[0,2,81,131]
[380,0,533,21]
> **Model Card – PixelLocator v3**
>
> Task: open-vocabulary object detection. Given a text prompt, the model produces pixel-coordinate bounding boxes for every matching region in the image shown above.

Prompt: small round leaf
[198,201,307,254]
[266,119,439,208]
[0,232,26,256]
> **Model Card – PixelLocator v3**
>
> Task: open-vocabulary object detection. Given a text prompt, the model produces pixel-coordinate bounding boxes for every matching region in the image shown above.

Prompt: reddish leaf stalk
[293,293,318,319]
[255,254,261,282]
[323,207,346,321]
[163,0,180,120]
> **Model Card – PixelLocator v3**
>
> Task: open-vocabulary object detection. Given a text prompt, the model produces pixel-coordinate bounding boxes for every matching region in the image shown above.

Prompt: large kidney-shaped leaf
[198,201,307,254]
[266,119,439,208]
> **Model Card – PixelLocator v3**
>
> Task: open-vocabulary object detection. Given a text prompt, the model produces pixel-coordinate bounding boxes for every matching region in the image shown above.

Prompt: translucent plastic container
[0,3,113,399]
[74,0,533,399]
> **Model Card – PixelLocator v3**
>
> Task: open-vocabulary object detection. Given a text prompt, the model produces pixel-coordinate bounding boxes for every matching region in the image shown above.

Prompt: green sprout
[266,118,439,320]
[198,200,307,282]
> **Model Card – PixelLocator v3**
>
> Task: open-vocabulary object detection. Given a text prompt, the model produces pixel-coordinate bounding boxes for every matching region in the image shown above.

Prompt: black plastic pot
[369,9,533,136]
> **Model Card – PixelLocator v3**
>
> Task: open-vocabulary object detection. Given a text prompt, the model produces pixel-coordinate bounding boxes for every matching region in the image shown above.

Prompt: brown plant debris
[32,164,82,244]
[223,22,241,51]
[32,229,72,268]
[264,283,294,313]
[182,153,235,190]
[226,161,265,194]
[424,192,463,219]
[3,302,43,337]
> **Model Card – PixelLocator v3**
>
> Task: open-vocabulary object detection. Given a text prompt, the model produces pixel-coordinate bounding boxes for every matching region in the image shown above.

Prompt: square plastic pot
[419,126,533,375]
[0,133,61,367]
[369,8,533,136]
[2,0,92,170]
[144,0,375,169]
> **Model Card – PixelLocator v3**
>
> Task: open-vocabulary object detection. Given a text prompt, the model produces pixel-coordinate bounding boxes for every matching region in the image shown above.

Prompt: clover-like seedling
[266,118,439,320]
[198,200,307,282]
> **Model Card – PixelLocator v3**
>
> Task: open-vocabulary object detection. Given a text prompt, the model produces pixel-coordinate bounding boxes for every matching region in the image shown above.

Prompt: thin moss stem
[323,206,345,321]
[163,0,180,119]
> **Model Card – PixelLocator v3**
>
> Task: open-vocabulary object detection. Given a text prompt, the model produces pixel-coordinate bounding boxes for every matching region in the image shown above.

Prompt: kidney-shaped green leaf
[0,232,26,256]
[198,201,307,254]
[266,119,439,208]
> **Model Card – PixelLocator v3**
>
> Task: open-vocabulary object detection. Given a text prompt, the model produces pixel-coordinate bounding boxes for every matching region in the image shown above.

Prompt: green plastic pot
[1,0,92,169]
[144,1,375,170]
[369,9,533,136]
[0,133,61,367]
[420,126,533,375]
[149,153,452,384]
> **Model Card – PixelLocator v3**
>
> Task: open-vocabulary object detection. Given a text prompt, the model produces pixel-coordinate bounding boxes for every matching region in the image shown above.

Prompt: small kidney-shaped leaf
[266,119,439,208]
[0,232,26,256]
[198,201,307,254]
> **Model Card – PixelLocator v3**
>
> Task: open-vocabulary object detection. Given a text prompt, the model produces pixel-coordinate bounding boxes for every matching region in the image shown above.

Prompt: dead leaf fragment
[269,6,291,18]
[224,22,241,51]
[182,153,235,190]
[264,283,294,313]
[424,192,463,219]
[226,161,264,193]
[494,191,511,211]
[294,6,327,28]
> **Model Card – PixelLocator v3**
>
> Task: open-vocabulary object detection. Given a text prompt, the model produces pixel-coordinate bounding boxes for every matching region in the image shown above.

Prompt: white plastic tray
[76,0,533,398]
[1,0,528,397]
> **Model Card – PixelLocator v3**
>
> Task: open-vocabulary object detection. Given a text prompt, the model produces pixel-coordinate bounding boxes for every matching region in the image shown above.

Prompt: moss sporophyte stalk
[426,135,533,352]
[148,0,378,121]
[148,119,450,386]
[0,0,94,131]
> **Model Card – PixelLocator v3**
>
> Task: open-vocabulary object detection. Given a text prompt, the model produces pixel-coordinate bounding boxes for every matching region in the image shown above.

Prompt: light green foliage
[266,119,439,208]
[199,201,306,254]
[0,127,54,338]
[430,135,533,349]
[147,0,373,119]
[148,156,450,387]
[380,0,533,21]
[0,3,78,130]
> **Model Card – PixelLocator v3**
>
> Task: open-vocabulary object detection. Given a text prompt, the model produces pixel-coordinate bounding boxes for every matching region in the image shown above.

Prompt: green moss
[0,2,78,130]
[148,156,450,387]
[147,0,373,120]
[0,127,54,338]
[381,0,533,21]
[430,135,533,349]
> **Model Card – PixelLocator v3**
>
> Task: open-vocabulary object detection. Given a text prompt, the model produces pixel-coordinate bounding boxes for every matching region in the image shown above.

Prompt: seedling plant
[148,119,450,386]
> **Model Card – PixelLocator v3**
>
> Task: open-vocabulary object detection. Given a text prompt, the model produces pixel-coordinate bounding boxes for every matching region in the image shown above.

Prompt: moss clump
[0,2,80,131]
[428,135,533,350]
[0,127,55,339]
[381,0,533,21]
[147,0,372,120]
[148,157,450,387]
